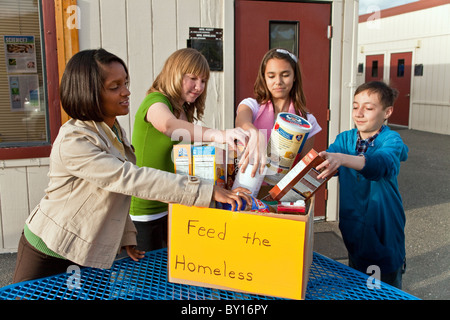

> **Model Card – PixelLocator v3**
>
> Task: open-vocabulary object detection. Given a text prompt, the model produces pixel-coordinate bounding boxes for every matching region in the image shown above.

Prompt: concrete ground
[313,127,450,300]
[0,128,448,300]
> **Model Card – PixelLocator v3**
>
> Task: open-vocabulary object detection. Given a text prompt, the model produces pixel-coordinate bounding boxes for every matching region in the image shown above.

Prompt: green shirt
[129,92,179,218]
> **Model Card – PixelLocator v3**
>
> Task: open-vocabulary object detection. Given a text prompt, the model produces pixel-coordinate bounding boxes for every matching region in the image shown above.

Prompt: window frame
[1,1,61,160]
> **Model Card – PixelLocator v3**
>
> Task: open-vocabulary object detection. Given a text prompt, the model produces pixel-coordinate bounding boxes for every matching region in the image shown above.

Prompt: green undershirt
[24,224,66,259]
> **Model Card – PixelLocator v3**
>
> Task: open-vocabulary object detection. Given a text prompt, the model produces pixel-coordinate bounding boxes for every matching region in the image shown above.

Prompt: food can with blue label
[218,196,270,213]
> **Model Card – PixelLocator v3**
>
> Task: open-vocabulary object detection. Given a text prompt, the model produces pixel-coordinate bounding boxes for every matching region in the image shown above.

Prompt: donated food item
[232,163,268,197]
[269,149,336,201]
[193,145,226,188]
[173,144,193,175]
[218,196,270,213]
[277,200,306,215]
[265,113,312,185]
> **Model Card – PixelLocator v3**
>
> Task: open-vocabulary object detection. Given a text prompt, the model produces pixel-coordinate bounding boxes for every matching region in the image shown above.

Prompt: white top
[240,98,322,138]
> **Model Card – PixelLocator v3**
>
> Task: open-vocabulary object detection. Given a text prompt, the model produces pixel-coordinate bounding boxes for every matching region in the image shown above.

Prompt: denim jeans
[348,257,406,290]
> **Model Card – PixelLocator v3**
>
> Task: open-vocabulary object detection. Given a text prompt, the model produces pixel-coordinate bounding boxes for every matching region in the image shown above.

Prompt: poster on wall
[8,75,40,112]
[3,35,37,74]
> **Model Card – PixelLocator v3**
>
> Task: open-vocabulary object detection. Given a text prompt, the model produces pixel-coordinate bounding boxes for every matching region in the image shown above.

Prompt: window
[0,0,60,159]
[397,59,405,77]
[269,21,299,57]
[1,0,47,147]
[414,64,423,76]
[358,63,364,74]
[371,60,378,78]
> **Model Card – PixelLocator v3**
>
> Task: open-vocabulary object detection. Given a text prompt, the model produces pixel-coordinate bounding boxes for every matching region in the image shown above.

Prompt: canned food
[218,196,270,213]
[265,113,312,185]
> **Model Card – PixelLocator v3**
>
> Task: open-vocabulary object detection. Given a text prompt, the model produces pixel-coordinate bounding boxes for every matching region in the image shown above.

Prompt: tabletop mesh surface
[0,249,418,300]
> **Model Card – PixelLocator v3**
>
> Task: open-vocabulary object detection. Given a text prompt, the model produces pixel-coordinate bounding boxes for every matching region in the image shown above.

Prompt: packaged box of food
[173,144,193,176]
[192,145,226,188]
[269,149,336,202]
[277,200,306,214]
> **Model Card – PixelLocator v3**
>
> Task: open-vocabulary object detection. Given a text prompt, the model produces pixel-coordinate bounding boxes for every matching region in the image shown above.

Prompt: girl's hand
[212,186,252,211]
[125,246,145,262]
[238,128,268,177]
[219,127,250,149]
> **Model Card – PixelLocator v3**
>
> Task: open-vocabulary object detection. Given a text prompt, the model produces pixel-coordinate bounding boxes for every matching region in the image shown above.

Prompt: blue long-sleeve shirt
[327,126,408,273]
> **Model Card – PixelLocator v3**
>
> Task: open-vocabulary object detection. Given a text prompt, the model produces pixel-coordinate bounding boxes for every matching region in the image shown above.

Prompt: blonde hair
[148,48,210,122]
[253,48,308,116]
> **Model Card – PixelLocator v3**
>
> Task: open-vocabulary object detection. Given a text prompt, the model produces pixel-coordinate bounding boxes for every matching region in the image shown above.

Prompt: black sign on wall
[187,27,223,71]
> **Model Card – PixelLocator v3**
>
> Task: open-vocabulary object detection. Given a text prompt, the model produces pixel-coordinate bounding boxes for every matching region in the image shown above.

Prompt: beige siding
[357,4,450,135]
[0,159,49,251]
[77,0,229,138]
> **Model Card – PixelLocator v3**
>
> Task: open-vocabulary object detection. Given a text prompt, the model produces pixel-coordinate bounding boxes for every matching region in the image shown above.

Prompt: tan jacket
[26,119,213,269]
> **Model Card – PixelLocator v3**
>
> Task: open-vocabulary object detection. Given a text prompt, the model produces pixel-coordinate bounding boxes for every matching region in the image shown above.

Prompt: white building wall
[357,4,450,135]
[77,0,232,137]
[0,0,359,251]
[0,158,49,252]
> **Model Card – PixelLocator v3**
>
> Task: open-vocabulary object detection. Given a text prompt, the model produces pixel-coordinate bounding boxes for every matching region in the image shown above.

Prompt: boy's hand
[316,151,342,180]
[317,151,366,180]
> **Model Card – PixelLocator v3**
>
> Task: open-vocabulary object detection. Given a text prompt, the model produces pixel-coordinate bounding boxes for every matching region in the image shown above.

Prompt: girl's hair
[60,48,129,121]
[253,48,308,116]
[354,81,399,109]
[148,48,210,123]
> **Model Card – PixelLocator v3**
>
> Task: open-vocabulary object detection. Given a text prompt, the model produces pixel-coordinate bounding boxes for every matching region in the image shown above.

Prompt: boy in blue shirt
[317,81,408,289]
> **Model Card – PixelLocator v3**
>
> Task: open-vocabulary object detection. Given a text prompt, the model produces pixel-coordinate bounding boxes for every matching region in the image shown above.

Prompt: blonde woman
[130,48,250,251]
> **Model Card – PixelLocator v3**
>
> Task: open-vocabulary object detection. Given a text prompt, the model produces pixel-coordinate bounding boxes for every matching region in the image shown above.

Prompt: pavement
[0,127,448,300]
[314,126,450,300]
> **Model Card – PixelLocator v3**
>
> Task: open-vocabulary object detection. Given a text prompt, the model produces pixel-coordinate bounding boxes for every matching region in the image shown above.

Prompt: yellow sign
[168,203,313,300]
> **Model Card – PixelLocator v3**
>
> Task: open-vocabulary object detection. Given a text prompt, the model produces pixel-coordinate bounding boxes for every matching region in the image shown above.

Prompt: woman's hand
[125,245,145,262]
[212,186,252,211]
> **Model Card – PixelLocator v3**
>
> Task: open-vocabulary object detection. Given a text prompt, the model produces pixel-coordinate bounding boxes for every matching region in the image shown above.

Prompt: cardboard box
[269,149,336,202]
[167,197,314,300]
[173,144,193,175]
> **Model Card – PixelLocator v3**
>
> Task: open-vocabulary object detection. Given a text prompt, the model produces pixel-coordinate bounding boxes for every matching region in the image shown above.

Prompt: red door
[389,52,412,126]
[235,0,331,218]
[365,54,384,82]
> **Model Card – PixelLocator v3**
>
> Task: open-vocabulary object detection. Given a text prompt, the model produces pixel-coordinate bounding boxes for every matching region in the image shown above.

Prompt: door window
[397,59,405,77]
[371,60,379,78]
[269,21,299,57]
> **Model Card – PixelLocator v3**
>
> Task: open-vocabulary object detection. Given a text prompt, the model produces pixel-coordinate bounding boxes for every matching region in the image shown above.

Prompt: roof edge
[359,0,450,23]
